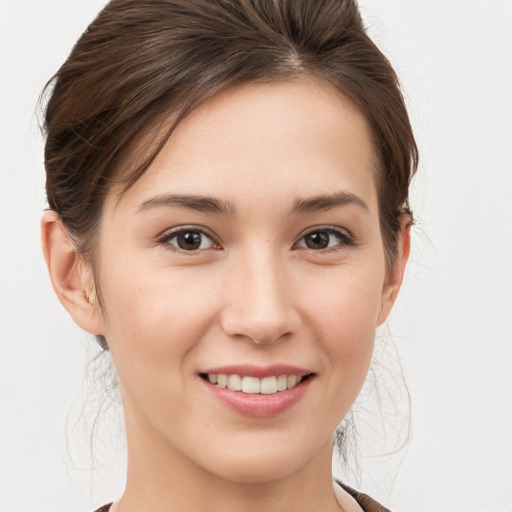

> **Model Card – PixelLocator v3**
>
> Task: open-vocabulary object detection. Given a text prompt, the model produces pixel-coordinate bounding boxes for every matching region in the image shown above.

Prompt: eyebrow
[138,194,236,215]
[137,191,368,217]
[289,191,369,215]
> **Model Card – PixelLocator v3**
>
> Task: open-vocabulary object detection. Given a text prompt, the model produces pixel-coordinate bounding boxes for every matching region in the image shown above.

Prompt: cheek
[97,259,219,430]
[98,255,221,369]
[304,264,385,386]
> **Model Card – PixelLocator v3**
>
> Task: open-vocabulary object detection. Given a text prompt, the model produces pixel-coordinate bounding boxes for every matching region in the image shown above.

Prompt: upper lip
[200,364,313,379]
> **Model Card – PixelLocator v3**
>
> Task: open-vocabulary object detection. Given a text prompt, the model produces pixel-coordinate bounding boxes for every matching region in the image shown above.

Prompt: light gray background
[1,1,511,511]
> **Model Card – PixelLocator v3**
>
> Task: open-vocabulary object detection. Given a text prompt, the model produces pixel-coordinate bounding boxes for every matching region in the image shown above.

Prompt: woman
[41,0,417,510]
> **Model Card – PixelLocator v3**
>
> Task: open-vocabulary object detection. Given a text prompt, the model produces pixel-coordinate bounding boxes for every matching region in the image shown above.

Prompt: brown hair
[43,0,417,264]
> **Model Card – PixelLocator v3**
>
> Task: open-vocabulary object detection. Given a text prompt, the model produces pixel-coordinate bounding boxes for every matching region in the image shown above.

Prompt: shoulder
[336,481,392,512]
[93,487,389,512]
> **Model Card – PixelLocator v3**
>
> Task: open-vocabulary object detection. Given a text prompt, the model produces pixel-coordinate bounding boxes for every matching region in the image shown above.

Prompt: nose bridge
[221,244,299,344]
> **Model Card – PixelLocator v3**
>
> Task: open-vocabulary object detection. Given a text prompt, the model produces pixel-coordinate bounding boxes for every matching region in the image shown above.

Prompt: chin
[193,434,330,485]
[210,455,305,484]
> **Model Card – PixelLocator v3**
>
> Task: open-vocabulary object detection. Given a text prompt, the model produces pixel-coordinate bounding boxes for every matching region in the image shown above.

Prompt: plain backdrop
[1,1,511,511]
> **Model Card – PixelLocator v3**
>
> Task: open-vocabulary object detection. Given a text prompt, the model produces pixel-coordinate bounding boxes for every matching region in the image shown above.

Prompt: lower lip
[201,377,312,418]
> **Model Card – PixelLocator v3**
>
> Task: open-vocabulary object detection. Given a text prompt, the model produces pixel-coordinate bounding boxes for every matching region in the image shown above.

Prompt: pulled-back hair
[43,0,417,266]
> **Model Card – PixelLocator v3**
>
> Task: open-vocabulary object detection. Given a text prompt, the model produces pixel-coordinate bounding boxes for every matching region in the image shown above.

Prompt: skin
[42,78,410,512]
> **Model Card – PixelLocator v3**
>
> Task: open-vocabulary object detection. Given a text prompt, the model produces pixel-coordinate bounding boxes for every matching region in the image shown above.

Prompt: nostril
[248,332,289,345]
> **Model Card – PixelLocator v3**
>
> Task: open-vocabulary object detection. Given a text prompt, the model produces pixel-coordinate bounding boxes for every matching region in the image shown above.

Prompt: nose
[220,249,300,344]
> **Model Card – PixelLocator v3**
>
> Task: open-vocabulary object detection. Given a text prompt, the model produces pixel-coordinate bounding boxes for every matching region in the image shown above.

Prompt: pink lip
[201,364,312,379]
[199,365,314,419]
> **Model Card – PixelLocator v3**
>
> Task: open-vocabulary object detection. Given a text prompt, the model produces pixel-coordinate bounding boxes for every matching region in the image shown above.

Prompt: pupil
[178,231,201,250]
[306,232,329,249]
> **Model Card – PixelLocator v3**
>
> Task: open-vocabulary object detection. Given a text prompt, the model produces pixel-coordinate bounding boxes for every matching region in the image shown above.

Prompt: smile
[202,373,306,395]
[199,365,315,417]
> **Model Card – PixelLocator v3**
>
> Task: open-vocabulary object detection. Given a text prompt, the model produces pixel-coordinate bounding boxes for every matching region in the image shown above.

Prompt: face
[88,79,401,484]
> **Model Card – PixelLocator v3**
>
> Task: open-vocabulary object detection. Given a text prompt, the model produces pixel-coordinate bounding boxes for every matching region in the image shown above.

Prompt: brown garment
[338,481,392,512]
[93,486,390,512]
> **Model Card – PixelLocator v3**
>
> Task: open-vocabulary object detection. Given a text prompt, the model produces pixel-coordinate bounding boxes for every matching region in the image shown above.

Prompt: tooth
[261,376,278,395]
[242,376,261,394]
[227,374,242,391]
[213,374,304,393]
[276,375,287,391]
[287,375,298,389]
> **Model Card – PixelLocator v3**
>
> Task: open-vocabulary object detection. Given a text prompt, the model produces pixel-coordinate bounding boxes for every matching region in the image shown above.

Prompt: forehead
[108,78,379,214]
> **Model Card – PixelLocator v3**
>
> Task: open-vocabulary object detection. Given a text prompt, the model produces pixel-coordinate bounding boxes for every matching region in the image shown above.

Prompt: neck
[117,413,341,512]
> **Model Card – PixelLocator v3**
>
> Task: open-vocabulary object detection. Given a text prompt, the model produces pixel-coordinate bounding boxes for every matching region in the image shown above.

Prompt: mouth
[199,372,314,395]
[199,366,315,418]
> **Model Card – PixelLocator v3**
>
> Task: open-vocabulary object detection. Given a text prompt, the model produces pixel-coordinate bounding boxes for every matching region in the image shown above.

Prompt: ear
[41,210,104,336]
[377,214,412,326]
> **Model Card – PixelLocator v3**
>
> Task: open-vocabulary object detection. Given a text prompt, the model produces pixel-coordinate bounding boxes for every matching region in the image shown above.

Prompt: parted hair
[42,0,418,266]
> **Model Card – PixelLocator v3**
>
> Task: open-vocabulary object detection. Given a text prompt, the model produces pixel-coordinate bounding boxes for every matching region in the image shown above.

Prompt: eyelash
[156,226,354,253]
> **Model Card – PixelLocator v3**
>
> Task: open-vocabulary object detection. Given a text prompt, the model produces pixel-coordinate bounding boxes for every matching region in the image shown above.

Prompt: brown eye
[297,228,352,251]
[176,231,202,250]
[304,231,330,249]
[163,229,216,251]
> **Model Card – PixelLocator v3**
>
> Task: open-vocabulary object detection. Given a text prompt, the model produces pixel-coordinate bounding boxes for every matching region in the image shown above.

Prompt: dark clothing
[338,481,392,512]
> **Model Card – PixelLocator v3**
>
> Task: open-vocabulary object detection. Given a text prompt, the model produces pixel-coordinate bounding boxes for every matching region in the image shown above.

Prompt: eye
[159,228,217,252]
[296,227,353,251]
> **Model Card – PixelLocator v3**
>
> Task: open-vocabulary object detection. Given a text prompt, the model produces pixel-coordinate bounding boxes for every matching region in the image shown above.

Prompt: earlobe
[377,215,412,326]
[41,210,104,336]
